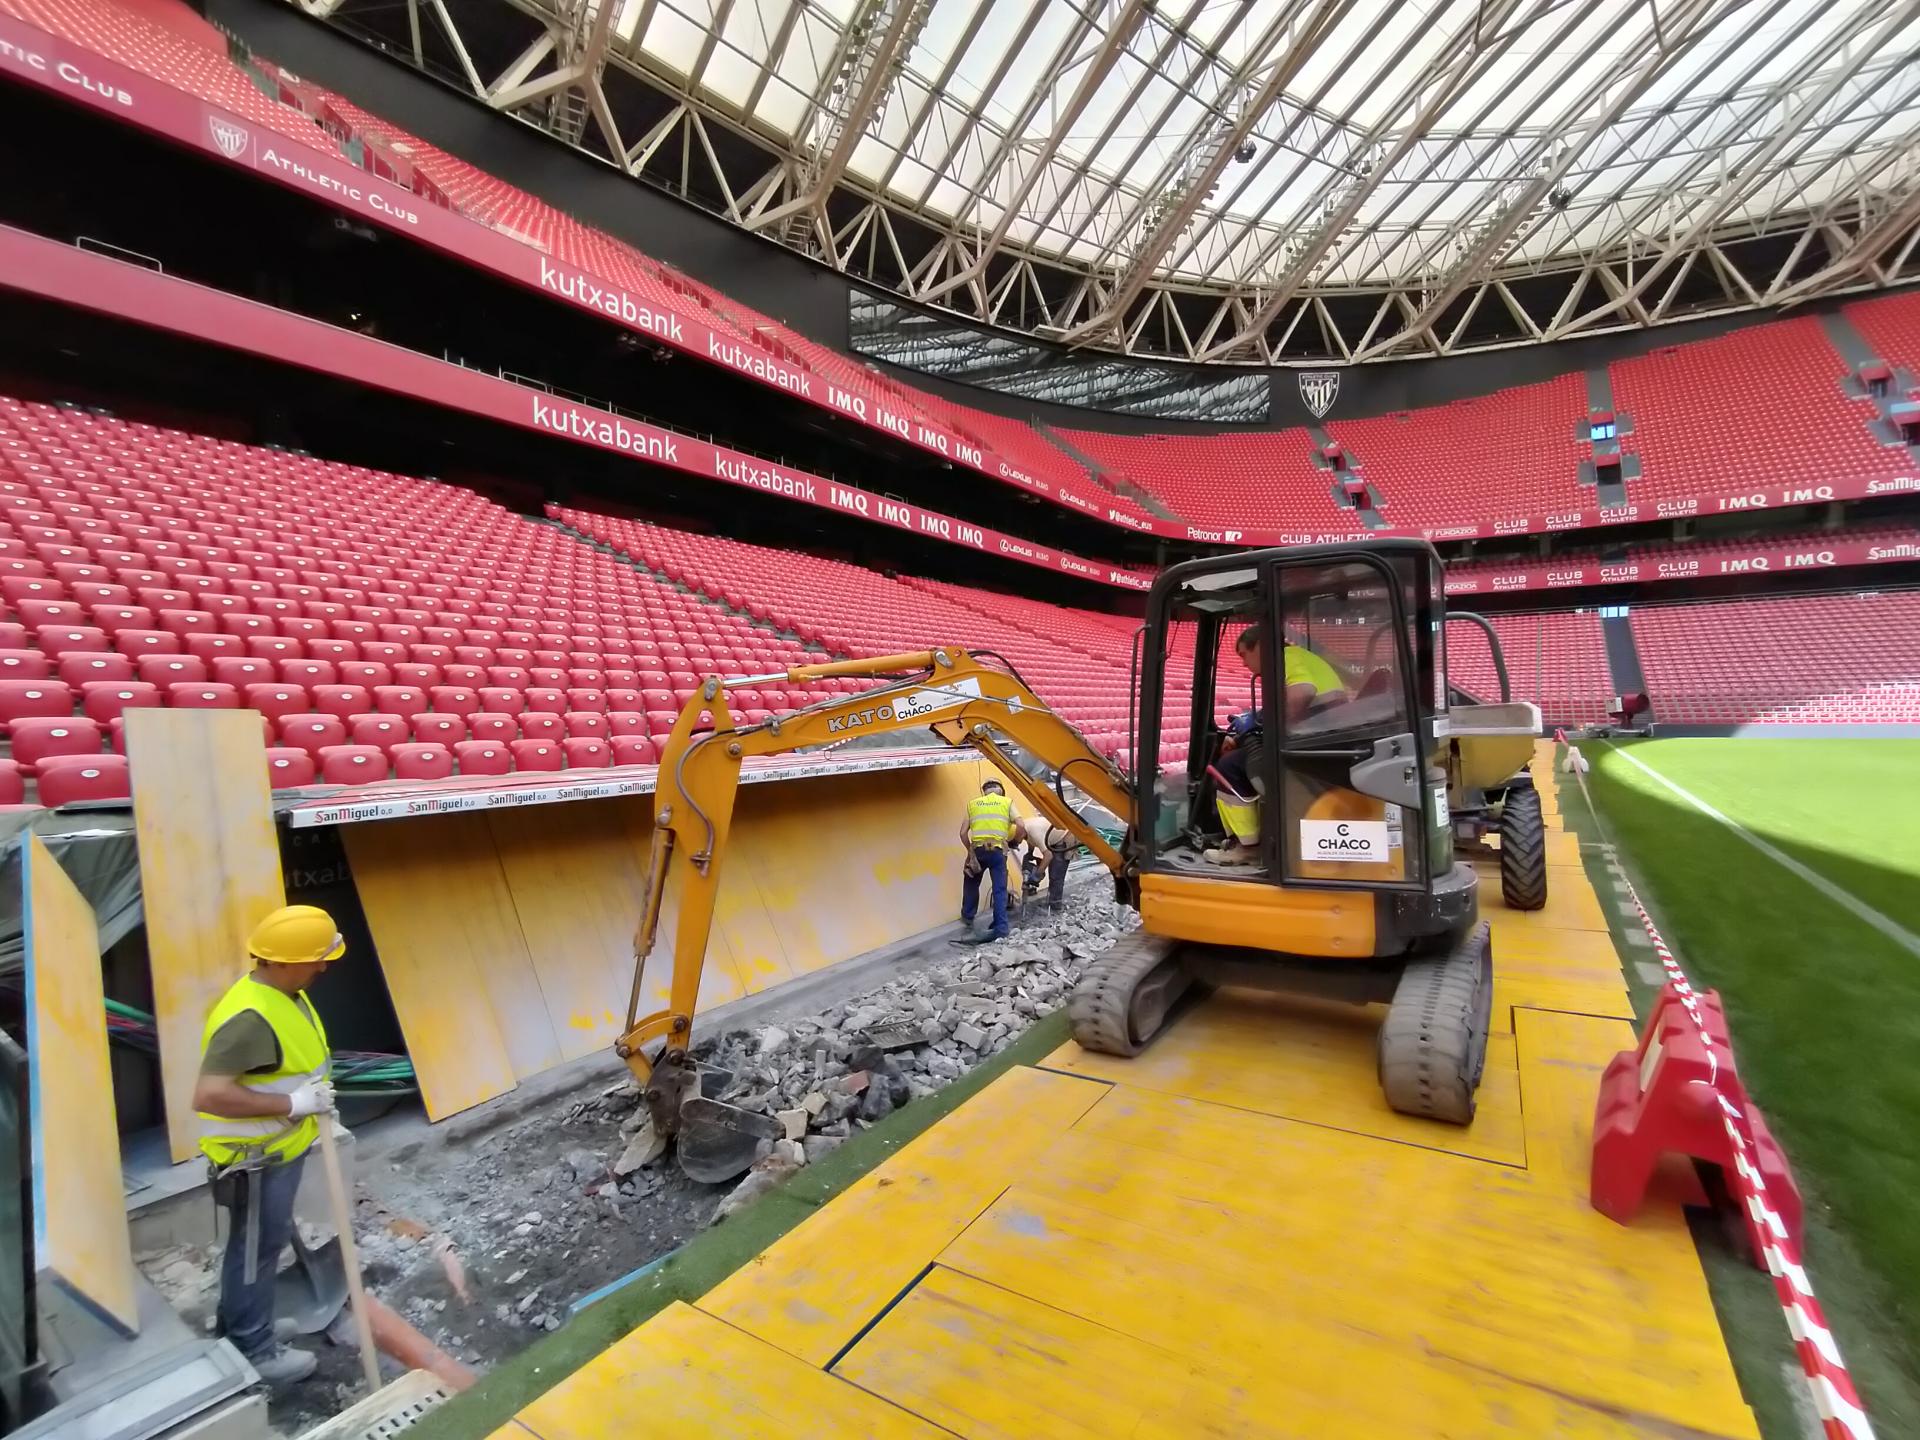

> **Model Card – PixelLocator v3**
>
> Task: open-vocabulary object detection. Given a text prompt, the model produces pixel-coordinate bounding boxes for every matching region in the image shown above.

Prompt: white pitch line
[1607,744,1920,962]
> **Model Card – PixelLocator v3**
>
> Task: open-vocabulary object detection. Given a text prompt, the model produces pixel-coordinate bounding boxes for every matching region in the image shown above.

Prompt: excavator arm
[615,647,1137,1179]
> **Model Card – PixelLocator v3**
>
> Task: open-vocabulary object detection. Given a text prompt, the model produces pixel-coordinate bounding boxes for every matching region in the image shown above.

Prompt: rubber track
[1377,921,1493,1125]
[1069,930,1181,1057]
[1499,783,1549,911]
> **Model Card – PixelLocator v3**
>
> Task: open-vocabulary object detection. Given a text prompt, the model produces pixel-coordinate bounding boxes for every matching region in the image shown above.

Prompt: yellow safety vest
[966,793,1016,849]
[1283,644,1343,695]
[197,975,331,1167]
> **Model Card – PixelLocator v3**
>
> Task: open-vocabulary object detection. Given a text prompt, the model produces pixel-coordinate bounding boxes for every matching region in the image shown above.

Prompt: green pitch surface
[1584,737,1920,1429]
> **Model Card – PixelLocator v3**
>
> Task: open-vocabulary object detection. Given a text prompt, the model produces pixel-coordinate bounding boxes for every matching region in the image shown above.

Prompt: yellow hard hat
[248,905,346,965]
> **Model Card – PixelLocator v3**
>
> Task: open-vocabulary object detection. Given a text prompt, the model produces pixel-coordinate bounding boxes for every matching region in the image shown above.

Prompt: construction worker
[1208,623,1347,865]
[191,905,342,1387]
[958,779,1018,942]
[1014,812,1075,911]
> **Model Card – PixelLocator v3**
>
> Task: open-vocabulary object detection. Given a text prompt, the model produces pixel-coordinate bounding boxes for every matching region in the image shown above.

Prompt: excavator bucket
[644,1054,785,1184]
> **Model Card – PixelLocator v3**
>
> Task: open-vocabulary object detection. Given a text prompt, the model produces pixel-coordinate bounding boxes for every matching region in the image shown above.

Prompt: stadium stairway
[1034,424,1181,522]
[1601,613,1649,719]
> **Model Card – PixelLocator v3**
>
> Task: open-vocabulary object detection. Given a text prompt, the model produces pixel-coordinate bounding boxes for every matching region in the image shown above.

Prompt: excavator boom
[617,646,1136,1179]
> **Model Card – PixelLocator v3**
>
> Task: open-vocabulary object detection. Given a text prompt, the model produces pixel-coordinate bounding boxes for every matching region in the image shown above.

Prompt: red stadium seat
[562,737,611,769]
[516,711,563,741]
[0,760,23,806]
[242,684,309,721]
[211,657,275,687]
[36,625,111,660]
[563,711,608,739]
[410,713,467,745]
[476,686,525,715]
[265,746,317,789]
[10,717,103,766]
[167,683,241,710]
[36,754,130,806]
[279,714,347,757]
[508,739,563,772]
[605,711,647,737]
[279,659,337,688]
[391,742,454,781]
[0,680,75,724]
[58,652,136,686]
[338,660,393,688]
[184,632,246,663]
[114,628,183,660]
[82,681,162,724]
[373,686,428,718]
[310,684,373,719]
[139,655,208,686]
[466,711,517,742]
[610,735,656,765]
[453,740,511,776]
[524,688,566,714]
[0,650,52,680]
[317,744,389,785]
[349,713,409,748]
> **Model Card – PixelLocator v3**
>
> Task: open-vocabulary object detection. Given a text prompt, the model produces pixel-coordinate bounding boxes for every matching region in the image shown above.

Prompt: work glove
[287,1080,337,1118]
[964,855,982,878]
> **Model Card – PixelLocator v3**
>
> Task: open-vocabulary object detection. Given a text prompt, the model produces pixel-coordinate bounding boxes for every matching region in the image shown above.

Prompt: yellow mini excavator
[618,540,1492,1179]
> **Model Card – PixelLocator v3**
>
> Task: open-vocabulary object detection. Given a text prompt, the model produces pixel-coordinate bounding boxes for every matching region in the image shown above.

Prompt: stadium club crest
[208,116,251,160]
[1299,370,1340,418]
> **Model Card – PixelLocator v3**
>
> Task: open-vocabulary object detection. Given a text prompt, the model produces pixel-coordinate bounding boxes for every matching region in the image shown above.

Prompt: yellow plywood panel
[944,1181,1755,1439]
[1486,917,1622,969]
[845,1262,1684,1440]
[342,815,529,1119]
[23,836,138,1334]
[1046,989,1526,1165]
[1490,976,1634,1033]
[701,1064,1108,1365]
[1515,1006,1635,1196]
[515,1302,945,1440]
[127,708,288,1162]
[1544,828,1582,865]
[489,804,656,1059]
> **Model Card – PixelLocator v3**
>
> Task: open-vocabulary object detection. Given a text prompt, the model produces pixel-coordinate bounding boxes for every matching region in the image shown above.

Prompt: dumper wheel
[1498,783,1548,912]
[1378,922,1492,1125]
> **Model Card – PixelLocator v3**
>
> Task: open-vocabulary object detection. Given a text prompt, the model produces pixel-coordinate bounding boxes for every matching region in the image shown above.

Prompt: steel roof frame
[302,0,1920,365]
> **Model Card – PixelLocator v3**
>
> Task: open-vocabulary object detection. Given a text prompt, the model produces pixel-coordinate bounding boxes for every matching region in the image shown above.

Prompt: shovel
[273,1227,349,1337]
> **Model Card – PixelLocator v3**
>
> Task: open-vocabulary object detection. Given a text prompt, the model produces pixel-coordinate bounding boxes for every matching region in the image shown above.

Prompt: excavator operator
[957,778,1019,943]
[1206,621,1347,865]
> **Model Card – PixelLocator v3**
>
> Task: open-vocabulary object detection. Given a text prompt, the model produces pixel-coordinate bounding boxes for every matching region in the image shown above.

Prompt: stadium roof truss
[309,0,1920,365]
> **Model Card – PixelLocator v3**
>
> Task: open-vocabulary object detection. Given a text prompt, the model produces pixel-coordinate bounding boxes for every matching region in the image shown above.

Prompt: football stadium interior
[0,0,1916,1436]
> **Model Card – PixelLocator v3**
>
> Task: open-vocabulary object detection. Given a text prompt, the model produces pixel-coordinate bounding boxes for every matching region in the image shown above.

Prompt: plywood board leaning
[342,814,528,1120]
[23,834,138,1334]
[127,707,288,1163]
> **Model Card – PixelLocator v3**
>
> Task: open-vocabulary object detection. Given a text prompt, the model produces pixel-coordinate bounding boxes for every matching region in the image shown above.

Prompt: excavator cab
[1129,541,1472,951]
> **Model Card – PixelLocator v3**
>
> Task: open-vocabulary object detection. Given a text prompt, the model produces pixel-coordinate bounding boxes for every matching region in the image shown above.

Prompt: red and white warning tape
[1561,733,1875,1440]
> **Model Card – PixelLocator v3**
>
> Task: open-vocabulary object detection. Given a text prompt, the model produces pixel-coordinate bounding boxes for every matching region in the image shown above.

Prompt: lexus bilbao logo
[208,115,250,160]
[1298,370,1340,419]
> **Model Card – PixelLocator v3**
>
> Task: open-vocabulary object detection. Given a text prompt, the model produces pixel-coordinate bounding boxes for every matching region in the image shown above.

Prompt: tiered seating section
[1633,593,1920,724]
[0,399,835,802]
[1055,427,1345,533]
[7,0,1920,552]
[1326,374,1589,530]
[1610,318,1896,507]
[1445,611,1613,724]
[1848,290,1920,388]
[550,509,1193,767]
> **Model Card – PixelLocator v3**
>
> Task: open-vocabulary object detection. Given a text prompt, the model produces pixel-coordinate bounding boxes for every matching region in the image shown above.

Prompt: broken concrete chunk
[801,1133,845,1163]
[613,1117,668,1176]
[709,1156,801,1225]
[776,1108,807,1142]
[801,1090,828,1118]
[771,1139,806,1166]
[754,1025,790,1057]
[952,1021,988,1050]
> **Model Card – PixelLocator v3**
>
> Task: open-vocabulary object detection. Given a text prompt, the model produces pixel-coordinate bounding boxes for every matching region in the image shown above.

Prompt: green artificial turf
[1576,738,1920,1435]
[408,1009,1074,1440]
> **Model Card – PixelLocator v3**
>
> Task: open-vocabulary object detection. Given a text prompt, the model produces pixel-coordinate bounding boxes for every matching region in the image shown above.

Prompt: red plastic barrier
[1592,983,1803,1263]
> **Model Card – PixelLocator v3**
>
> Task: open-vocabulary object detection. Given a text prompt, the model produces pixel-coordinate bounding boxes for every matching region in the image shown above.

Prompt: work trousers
[216,1152,306,1360]
[960,846,1010,937]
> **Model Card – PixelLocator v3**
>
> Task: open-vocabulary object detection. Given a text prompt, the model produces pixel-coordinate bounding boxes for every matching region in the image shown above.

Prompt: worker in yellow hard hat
[191,905,342,1387]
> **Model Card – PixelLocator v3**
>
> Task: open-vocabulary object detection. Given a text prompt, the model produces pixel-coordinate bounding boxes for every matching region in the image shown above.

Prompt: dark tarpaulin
[0,811,141,980]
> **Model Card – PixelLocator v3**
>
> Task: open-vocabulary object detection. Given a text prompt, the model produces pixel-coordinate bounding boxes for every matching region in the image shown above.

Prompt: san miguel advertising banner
[1,11,1915,556]
[1445,532,1920,597]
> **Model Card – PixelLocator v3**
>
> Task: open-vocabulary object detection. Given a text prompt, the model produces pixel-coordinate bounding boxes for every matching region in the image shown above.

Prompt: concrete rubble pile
[612,883,1137,1219]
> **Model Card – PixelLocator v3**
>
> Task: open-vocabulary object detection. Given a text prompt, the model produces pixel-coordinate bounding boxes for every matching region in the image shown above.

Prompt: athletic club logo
[208,116,250,160]
[1299,370,1340,418]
